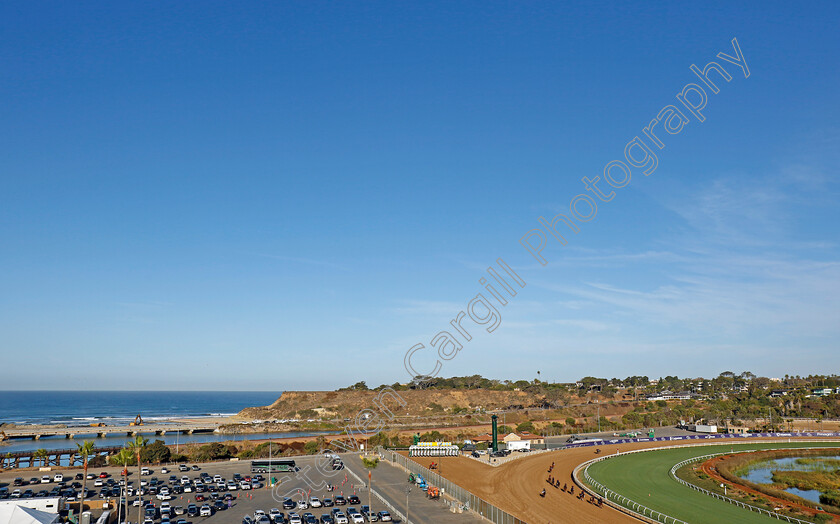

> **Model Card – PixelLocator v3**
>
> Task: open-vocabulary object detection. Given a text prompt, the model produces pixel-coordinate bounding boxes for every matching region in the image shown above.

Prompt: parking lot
[0,454,425,523]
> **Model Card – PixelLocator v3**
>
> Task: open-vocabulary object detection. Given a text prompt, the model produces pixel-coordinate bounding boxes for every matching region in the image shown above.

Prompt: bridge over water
[0,422,221,441]
[0,445,123,469]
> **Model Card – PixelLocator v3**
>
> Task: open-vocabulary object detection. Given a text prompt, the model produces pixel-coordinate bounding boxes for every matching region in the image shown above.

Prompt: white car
[94,479,104,487]
[199,504,212,517]
[349,513,364,524]
[334,513,348,524]
[288,514,302,524]
[269,509,281,517]
[161,467,170,474]
[53,474,64,483]
[180,476,191,485]
[40,476,51,484]
[297,500,308,510]
[309,497,321,508]
[254,510,266,518]
[240,481,252,490]
[213,475,223,482]
[227,481,238,491]
[160,502,171,512]
[141,467,151,475]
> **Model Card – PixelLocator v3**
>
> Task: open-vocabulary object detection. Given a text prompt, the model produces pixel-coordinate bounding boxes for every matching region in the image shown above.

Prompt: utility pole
[406,486,411,524]
[597,402,601,433]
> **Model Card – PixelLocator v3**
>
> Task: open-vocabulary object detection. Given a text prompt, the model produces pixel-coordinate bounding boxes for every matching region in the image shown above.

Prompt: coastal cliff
[238,388,546,420]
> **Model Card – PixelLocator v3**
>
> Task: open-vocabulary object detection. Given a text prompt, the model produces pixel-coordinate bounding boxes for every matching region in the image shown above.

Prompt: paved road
[342,454,483,524]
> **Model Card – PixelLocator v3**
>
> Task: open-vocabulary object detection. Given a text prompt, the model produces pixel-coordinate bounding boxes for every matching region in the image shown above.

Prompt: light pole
[406,486,411,524]
[597,402,601,433]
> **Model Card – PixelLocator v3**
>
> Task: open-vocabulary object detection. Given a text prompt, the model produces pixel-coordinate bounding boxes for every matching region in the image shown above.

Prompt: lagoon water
[738,455,840,503]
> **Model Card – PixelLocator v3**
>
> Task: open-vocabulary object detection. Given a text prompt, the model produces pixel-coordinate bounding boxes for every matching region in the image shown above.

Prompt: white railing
[577,440,839,524]
[669,450,817,524]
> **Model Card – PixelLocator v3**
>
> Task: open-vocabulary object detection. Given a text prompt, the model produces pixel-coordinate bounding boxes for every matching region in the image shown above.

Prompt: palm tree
[33,448,48,468]
[127,436,148,524]
[77,441,96,515]
[113,448,133,524]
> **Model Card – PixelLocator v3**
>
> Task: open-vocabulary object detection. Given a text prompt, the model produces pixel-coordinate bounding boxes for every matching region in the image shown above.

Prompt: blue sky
[1,2,838,390]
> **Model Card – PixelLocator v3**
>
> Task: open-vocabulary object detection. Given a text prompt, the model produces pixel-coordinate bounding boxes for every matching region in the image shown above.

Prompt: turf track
[585,441,840,524]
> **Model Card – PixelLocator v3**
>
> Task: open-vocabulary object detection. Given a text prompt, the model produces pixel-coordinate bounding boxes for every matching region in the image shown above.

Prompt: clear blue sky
[1,2,838,390]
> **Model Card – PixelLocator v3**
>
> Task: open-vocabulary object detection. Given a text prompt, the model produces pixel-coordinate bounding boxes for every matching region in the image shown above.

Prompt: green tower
[491,414,498,452]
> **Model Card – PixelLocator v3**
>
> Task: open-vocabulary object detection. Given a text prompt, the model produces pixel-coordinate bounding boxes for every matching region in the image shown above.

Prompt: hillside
[238,388,546,420]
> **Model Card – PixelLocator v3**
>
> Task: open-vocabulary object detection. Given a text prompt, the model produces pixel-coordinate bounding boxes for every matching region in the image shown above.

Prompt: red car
[99,472,109,478]
[195,495,205,502]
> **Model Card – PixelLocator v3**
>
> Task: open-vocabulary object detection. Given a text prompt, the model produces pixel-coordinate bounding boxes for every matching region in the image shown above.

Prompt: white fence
[576,440,839,524]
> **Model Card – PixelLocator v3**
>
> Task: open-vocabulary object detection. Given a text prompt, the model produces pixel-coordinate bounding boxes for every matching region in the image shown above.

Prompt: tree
[112,448,133,523]
[516,421,535,433]
[33,448,48,468]
[76,441,96,515]
[141,440,171,464]
[126,436,148,524]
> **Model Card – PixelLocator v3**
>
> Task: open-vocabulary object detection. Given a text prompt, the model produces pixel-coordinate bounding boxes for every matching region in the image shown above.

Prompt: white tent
[0,504,59,524]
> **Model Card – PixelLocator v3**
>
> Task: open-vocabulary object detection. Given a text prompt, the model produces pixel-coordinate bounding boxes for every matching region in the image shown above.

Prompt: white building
[0,499,61,524]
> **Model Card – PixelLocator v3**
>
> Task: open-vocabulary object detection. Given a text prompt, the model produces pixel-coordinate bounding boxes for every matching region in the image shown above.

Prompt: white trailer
[506,440,531,451]
[690,424,718,433]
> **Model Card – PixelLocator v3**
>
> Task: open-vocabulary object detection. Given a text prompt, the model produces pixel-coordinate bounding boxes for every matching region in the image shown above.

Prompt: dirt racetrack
[404,437,840,524]
[404,447,648,524]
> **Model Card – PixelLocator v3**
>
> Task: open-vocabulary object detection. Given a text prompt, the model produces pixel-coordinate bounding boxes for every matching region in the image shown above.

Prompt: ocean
[0,390,281,426]
[0,390,338,455]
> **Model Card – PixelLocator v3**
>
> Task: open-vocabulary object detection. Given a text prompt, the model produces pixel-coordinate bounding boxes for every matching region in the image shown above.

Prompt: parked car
[200,504,213,517]
[360,506,377,522]
[377,511,392,522]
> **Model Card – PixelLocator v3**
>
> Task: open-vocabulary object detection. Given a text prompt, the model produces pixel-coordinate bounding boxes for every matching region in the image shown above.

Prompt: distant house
[472,433,493,443]
[647,390,691,401]
[812,388,834,397]
[769,389,789,398]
